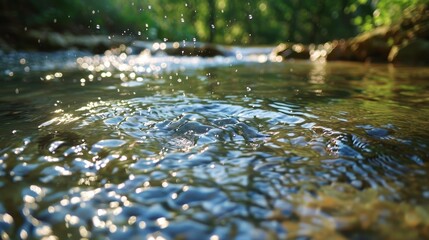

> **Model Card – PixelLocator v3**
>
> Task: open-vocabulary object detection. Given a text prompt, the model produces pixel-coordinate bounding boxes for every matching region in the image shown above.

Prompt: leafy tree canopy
[1,0,427,44]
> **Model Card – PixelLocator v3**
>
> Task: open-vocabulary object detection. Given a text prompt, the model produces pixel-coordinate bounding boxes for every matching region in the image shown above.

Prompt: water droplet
[210,235,220,240]
[139,221,146,229]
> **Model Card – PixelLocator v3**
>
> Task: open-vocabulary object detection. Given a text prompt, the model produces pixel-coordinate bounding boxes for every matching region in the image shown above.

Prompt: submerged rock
[163,45,229,57]
[271,43,310,60]
[130,41,233,57]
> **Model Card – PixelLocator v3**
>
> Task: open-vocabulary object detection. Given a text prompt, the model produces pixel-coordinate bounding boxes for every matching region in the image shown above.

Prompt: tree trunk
[288,0,300,42]
[208,0,216,43]
[310,0,326,43]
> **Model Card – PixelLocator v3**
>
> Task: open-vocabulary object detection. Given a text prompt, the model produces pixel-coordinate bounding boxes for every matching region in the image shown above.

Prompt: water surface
[1,47,429,239]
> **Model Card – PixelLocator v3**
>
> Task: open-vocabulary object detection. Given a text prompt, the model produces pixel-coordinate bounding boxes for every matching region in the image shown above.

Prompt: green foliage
[355,0,429,32]
[1,0,427,45]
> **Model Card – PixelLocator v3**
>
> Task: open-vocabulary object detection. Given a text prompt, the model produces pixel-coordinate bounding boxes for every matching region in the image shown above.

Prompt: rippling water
[1,47,429,239]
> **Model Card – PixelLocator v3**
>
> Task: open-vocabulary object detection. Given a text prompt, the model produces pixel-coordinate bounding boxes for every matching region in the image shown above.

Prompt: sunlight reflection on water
[1,45,429,239]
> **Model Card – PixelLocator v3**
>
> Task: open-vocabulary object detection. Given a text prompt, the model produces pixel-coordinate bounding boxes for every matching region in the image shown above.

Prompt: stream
[1,44,429,239]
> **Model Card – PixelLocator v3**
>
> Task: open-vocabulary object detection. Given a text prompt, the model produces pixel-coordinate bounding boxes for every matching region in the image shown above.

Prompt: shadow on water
[1,49,429,239]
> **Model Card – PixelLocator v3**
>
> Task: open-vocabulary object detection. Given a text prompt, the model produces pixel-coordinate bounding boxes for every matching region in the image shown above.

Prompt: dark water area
[1,47,429,239]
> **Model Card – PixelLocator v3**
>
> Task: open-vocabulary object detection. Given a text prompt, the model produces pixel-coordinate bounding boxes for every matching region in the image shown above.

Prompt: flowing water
[1,45,429,239]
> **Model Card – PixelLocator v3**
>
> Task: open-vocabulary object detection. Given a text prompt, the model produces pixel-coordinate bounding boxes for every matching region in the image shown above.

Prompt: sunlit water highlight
[1,46,429,239]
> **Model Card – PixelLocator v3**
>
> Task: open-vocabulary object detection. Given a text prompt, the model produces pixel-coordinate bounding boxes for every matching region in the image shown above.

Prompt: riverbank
[1,4,428,65]
[273,4,429,65]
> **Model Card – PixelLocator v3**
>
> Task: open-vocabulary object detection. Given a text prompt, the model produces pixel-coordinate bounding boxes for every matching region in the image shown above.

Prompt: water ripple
[1,94,428,239]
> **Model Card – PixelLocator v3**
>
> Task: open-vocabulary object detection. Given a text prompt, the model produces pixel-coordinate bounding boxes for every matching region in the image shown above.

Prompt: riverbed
[1,46,429,239]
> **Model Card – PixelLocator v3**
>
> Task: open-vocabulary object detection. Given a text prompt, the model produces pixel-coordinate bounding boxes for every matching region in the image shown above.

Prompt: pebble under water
[1,48,429,239]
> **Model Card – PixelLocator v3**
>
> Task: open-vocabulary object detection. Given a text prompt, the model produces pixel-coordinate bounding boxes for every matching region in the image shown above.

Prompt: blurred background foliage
[0,0,428,45]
